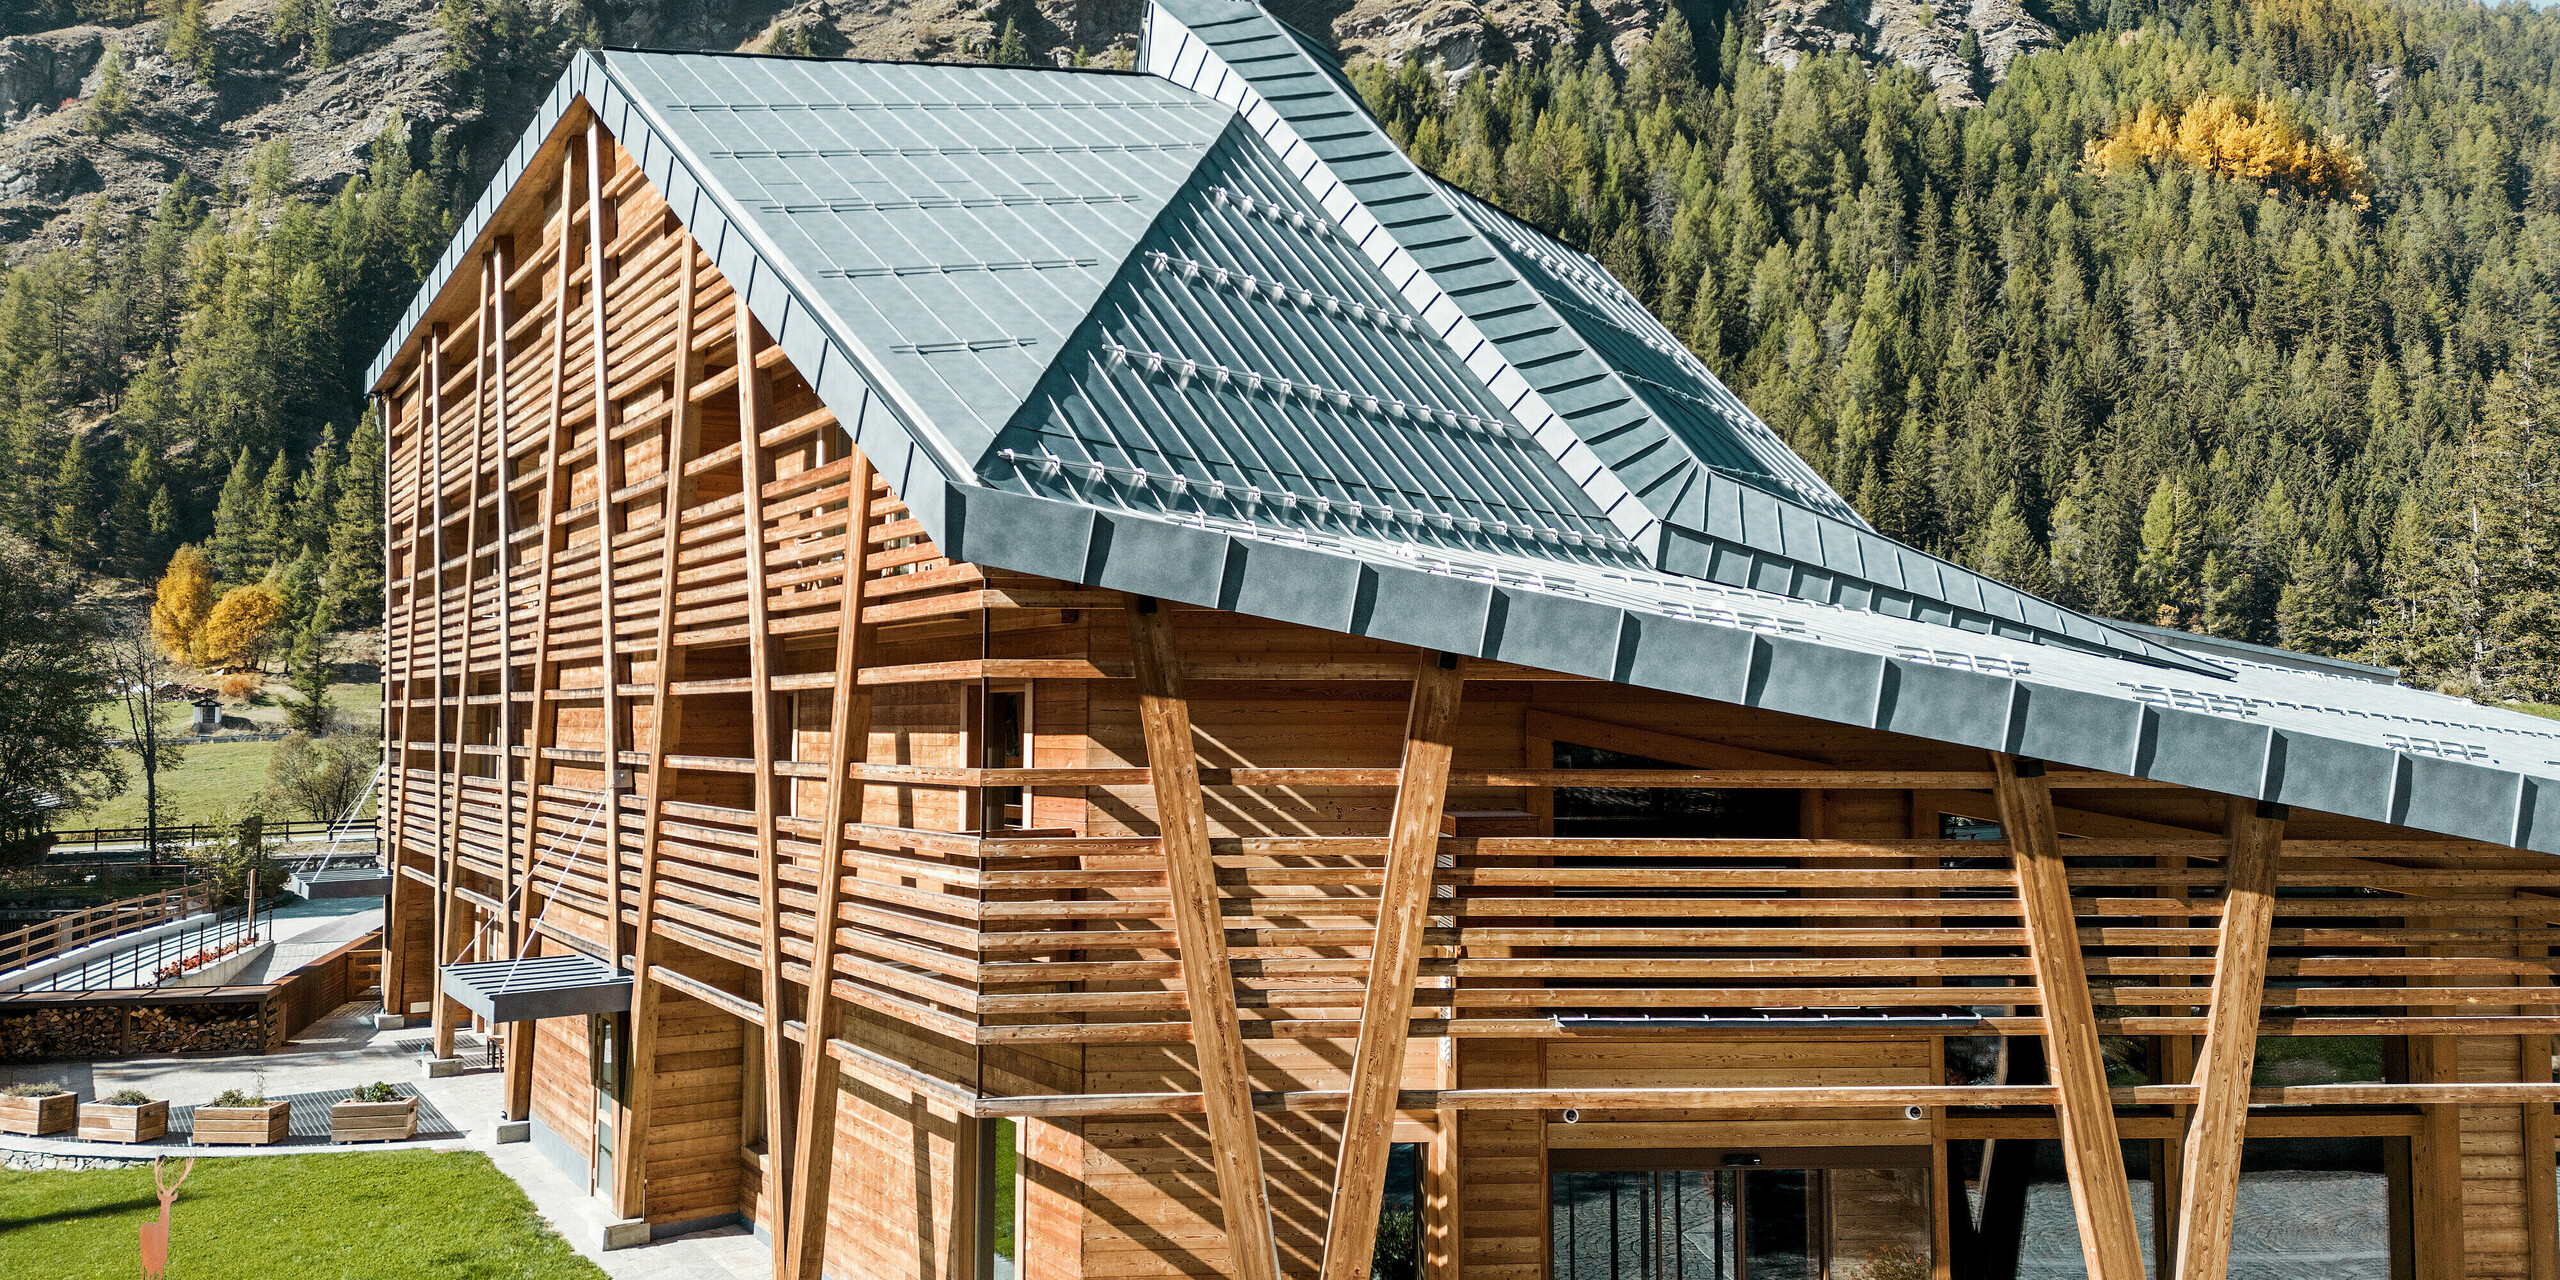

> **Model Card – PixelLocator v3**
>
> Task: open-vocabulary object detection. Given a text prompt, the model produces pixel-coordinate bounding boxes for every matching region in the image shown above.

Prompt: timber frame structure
[371,8,2560,1279]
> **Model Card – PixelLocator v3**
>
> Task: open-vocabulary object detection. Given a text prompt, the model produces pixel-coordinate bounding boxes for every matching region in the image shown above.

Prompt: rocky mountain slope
[0,0,2051,256]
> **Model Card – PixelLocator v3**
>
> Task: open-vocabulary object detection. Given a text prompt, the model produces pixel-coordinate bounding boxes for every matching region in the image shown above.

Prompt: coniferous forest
[8,0,2560,706]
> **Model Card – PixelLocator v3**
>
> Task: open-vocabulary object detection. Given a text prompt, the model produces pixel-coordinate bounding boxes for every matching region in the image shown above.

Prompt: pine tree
[252,449,295,568]
[47,432,99,562]
[324,409,384,627]
[85,45,131,136]
[2135,477,2204,629]
[209,446,260,583]
[162,0,213,77]
[994,17,1027,65]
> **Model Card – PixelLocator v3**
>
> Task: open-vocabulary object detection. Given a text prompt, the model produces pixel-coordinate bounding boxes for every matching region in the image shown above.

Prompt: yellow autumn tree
[199,583,284,672]
[2085,94,2371,208]
[149,545,217,666]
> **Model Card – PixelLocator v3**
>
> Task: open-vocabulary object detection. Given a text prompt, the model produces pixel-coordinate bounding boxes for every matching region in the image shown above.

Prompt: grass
[0,1150,605,1279]
[74,682,385,831]
[81,737,288,830]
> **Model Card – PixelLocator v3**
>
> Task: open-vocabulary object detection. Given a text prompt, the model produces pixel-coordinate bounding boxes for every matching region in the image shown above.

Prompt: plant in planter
[193,1087,290,1146]
[79,1087,170,1143]
[0,1081,76,1136]
[329,1080,415,1143]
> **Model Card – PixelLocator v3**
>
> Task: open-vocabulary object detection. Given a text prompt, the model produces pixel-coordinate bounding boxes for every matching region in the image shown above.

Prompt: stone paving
[0,997,769,1279]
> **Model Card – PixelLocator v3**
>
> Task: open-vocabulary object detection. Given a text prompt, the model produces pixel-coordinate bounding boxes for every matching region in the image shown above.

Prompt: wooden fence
[0,887,205,974]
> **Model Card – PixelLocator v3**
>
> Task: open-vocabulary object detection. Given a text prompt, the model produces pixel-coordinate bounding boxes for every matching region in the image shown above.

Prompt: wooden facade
[374,96,2560,1280]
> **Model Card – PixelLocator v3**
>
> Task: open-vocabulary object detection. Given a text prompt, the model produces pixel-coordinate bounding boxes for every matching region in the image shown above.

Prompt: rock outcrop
[1759,0,2056,106]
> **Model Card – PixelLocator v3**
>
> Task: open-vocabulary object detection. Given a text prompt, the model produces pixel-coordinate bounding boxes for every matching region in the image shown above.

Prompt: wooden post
[734,313,798,1269]
[783,449,882,1280]
[583,120,629,971]
[423,318,454,1047]
[1124,596,1283,1280]
[611,228,703,1219]
[2169,797,2284,1280]
[1321,651,1464,1280]
[505,145,581,1124]
[1993,755,2145,1280]
[488,233,522,1077]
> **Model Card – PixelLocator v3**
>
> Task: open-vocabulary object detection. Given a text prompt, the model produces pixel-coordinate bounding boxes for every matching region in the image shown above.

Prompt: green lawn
[76,681,385,831]
[0,1150,604,1279]
[82,737,288,830]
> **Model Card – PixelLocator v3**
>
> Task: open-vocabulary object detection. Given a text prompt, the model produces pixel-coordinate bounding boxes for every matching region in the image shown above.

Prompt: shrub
[2,1082,65,1097]
[105,1089,152,1106]
[209,1088,266,1107]
[215,671,263,702]
[350,1081,401,1103]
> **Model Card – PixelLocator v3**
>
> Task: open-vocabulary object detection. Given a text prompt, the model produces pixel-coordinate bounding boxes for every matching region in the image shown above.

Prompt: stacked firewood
[128,1004,263,1055]
[0,1007,121,1059]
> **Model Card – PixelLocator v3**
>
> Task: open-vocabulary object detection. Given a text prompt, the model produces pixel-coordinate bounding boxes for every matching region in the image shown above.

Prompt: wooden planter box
[193,1100,291,1145]
[0,1091,75,1136]
[329,1096,416,1144]
[77,1100,168,1143]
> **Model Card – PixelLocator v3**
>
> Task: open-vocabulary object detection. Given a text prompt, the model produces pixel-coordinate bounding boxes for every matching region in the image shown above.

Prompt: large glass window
[1551,1166,1829,1280]
[1374,1142,1421,1280]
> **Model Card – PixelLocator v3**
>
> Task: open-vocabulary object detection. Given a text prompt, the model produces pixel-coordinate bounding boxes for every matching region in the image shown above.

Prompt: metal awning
[286,867,393,899]
[439,954,633,1022]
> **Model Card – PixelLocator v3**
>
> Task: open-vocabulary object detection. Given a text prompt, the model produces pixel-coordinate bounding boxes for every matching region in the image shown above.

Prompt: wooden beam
[2170,796,2285,1280]
[611,225,701,1219]
[505,149,580,1125]
[423,315,456,1049]
[583,119,629,972]
[783,449,881,1280]
[1320,651,1464,1280]
[1994,755,2146,1280]
[1124,596,1282,1280]
[733,312,797,1272]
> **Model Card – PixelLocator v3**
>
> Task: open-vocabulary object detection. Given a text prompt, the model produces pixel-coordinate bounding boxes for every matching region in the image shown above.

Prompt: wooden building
[367,6,2560,1279]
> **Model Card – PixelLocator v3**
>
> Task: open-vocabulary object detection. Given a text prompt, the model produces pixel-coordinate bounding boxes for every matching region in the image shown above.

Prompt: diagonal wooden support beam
[1320,650,1465,1280]
[783,450,882,1280]
[1125,596,1283,1280]
[610,228,703,1219]
[732,313,797,1275]
[1994,754,2146,1280]
[2171,796,2285,1280]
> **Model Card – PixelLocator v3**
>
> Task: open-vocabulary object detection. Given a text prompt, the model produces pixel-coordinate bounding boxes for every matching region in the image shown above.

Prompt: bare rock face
[1297,0,1663,77]
[0,28,105,125]
[1762,0,2055,106]
[745,0,1146,65]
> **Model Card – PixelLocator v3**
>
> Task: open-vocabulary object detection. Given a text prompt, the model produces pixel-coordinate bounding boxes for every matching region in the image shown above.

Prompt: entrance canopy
[439,954,632,1023]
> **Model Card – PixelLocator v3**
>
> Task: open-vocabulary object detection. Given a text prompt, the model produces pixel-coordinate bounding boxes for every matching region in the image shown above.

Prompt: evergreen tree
[208,446,259,582]
[162,0,212,77]
[46,431,97,561]
[85,44,130,136]
[324,408,383,627]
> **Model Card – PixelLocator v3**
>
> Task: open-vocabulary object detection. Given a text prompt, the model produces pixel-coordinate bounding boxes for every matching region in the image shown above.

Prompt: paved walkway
[0,998,769,1279]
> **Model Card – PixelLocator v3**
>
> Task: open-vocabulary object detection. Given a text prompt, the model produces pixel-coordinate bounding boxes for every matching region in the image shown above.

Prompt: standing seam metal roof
[364,31,2560,854]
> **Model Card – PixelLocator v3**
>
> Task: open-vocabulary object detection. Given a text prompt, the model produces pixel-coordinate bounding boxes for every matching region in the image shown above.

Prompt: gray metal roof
[441,954,634,1023]
[367,28,2560,853]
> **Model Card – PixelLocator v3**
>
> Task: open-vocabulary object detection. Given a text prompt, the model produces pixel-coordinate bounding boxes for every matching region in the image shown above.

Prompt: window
[1376,1142,1421,1280]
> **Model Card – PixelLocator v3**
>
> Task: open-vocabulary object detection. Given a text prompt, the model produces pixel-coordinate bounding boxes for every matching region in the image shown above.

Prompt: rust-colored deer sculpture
[138,1154,193,1280]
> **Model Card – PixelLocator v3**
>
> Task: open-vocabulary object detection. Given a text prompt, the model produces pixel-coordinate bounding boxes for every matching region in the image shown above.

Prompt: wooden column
[1993,755,2145,1280]
[583,120,630,970]
[1124,596,1282,1280]
[611,228,703,1218]
[504,148,580,1124]
[489,236,520,972]
[2522,896,2557,1280]
[422,319,455,1044]
[1321,651,1464,1280]
[382,385,417,1018]
[433,250,497,1061]
[784,449,883,1280]
[2169,797,2285,1280]
[734,313,797,1270]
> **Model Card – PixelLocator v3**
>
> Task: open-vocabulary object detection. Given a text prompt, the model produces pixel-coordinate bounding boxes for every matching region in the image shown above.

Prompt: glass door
[1552,1167,1823,1280]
